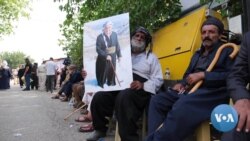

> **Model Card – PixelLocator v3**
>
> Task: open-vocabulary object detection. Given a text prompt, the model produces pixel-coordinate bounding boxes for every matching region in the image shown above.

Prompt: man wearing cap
[145,17,235,141]
[86,26,163,141]
[221,31,250,141]
[95,21,122,88]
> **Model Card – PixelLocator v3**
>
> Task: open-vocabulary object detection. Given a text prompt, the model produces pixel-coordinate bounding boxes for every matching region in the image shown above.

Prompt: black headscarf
[201,16,224,34]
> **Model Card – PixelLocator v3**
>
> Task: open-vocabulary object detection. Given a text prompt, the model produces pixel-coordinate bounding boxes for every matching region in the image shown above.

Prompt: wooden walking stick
[156,43,239,131]
[109,60,121,86]
[64,104,87,120]
[188,43,239,94]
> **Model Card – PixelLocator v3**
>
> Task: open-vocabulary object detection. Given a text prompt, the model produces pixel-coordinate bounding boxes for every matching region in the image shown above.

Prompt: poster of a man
[95,21,122,88]
[83,13,132,93]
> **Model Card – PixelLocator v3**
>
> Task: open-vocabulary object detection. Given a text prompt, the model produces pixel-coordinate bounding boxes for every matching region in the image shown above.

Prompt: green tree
[201,0,242,17]
[0,0,30,39]
[58,0,182,66]
[57,0,241,67]
[0,51,33,69]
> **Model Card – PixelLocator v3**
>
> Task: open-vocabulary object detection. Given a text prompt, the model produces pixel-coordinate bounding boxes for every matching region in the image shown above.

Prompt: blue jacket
[181,42,235,89]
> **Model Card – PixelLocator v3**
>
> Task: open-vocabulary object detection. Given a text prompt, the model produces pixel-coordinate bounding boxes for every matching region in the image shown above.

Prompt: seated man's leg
[147,90,179,134]
[72,83,82,107]
[72,83,78,97]
[74,84,84,108]
[87,91,119,141]
[56,86,64,95]
[146,88,229,141]
[221,130,250,141]
[60,83,73,101]
[115,88,151,141]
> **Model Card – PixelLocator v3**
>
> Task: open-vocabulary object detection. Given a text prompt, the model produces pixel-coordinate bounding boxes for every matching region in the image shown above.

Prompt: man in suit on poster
[95,21,122,88]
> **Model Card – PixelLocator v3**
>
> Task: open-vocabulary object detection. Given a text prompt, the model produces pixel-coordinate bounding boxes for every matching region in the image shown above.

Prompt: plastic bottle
[165,68,170,80]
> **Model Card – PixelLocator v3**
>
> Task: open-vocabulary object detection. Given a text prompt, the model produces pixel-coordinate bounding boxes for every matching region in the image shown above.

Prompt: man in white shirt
[38,61,46,91]
[45,57,57,93]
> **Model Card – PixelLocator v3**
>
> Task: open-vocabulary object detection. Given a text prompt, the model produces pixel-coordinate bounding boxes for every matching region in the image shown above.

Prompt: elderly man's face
[131,32,146,53]
[104,24,112,36]
[201,25,221,47]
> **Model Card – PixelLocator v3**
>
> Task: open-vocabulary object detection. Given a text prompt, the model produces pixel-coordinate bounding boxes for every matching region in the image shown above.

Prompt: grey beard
[131,39,146,53]
[131,46,145,53]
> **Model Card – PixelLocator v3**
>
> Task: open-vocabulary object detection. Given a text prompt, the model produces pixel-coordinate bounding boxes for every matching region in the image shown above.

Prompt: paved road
[0,84,115,141]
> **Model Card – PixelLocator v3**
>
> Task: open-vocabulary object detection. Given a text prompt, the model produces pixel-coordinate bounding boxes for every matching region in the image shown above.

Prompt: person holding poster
[86,26,163,141]
[95,21,122,88]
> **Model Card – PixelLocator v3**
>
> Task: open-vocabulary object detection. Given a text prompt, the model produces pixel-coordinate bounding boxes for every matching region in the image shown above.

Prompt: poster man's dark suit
[95,32,122,88]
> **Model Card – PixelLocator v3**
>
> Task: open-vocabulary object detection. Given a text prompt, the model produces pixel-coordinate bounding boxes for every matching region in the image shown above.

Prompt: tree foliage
[0,51,33,69]
[58,0,241,67]
[0,0,30,39]
[201,0,242,18]
[58,0,182,66]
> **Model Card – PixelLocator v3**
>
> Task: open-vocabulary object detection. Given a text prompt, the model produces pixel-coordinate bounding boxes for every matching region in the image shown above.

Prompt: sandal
[51,95,59,99]
[75,115,91,122]
[80,108,88,115]
[60,96,68,102]
[79,124,94,132]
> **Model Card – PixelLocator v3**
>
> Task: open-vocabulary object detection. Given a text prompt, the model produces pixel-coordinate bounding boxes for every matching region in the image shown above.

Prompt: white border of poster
[83,13,132,93]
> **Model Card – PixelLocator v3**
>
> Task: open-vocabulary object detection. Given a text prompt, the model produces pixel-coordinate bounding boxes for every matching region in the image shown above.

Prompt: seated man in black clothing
[145,17,236,141]
[221,32,250,141]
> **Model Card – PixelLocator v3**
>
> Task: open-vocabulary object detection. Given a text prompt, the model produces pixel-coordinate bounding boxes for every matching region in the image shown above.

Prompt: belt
[106,46,116,54]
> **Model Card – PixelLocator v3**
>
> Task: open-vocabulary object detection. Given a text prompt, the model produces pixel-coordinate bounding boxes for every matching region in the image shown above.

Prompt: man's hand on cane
[186,72,205,85]
[107,55,112,61]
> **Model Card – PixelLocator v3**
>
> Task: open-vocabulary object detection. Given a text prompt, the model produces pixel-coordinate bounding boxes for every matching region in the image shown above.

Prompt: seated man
[51,65,83,101]
[86,26,164,141]
[72,68,87,108]
[145,17,235,141]
[221,32,250,141]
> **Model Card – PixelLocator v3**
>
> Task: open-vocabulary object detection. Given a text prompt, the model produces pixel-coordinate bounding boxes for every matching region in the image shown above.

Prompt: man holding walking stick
[85,26,163,141]
[145,17,237,141]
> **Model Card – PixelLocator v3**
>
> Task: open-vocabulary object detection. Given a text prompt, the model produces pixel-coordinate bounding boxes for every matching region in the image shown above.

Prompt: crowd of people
[0,57,70,93]
[2,16,250,141]
[49,17,250,141]
[13,58,54,92]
